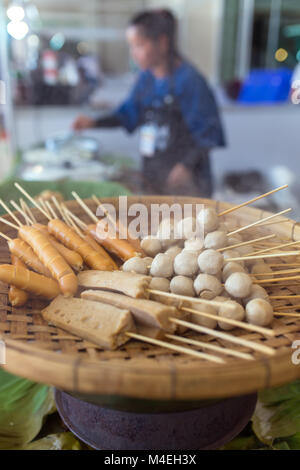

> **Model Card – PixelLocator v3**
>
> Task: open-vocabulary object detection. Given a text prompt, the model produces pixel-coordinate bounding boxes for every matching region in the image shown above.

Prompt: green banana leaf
[10,432,85,450]
[0,178,131,215]
[0,369,55,450]
[252,380,300,446]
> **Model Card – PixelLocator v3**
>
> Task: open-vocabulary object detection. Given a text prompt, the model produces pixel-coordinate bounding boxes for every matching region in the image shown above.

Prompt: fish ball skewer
[122,257,149,275]
[222,261,246,282]
[245,299,274,326]
[170,276,195,297]
[150,253,174,278]
[197,207,219,233]
[149,277,170,292]
[225,272,253,298]
[140,236,162,257]
[198,249,223,275]
[218,300,245,331]
[194,273,223,299]
[204,231,227,250]
[174,251,199,277]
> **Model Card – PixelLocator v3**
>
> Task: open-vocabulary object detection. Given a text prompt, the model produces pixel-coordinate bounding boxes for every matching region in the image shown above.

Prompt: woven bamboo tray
[1,195,300,402]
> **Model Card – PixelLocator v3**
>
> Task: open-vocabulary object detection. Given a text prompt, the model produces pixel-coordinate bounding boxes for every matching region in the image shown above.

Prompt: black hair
[129,9,180,71]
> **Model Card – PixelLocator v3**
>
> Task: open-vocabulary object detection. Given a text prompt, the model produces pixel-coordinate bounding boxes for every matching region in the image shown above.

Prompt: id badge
[139,124,157,157]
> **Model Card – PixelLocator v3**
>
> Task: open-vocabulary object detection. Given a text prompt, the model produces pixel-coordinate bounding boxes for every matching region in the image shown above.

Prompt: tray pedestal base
[55,390,257,450]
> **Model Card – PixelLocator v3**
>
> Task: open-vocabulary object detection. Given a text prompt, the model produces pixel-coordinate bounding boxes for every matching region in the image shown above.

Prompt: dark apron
[139,89,213,197]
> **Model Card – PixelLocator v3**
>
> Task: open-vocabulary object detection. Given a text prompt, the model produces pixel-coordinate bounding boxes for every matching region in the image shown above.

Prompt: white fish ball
[214,295,231,302]
[149,277,170,292]
[245,299,274,326]
[218,222,228,234]
[243,285,269,305]
[197,207,219,233]
[189,302,217,329]
[218,300,245,330]
[184,238,204,253]
[175,216,198,240]
[141,236,162,257]
[244,257,265,269]
[227,236,243,247]
[198,249,224,275]
[225,272,253,298]
[251,263,274,279]
[194,274,223,299]
[223,249,245,267]
[174,251,199,277]
[150,253,174,278]
[122,257,149,275]
[204,231,227,250]
[165,245,182,260]
[156,219,177,249]
[222,261,246,282]
[170,276,195,297]
[236,245,253,256]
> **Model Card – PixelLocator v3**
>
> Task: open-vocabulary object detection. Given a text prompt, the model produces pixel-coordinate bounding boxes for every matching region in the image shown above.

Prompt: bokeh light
[7,20,29,40]
[7,5,25,22]
[275,48,288,62]
[50,33,65,51]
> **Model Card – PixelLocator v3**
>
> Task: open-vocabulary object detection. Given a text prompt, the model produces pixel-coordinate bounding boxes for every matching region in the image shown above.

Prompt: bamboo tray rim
[1,195,300,400]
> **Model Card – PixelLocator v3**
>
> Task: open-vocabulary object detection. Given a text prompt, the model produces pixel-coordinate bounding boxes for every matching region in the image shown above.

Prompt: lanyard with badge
[139,78,174,158]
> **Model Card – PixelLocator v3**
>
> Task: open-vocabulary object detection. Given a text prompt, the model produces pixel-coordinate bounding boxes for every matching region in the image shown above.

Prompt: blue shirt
[114,61,226,149]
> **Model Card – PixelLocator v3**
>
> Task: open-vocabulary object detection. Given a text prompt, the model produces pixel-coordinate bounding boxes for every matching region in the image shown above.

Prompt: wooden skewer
[270,294,300,299]
[38,198,51,219]
[61,204,83,237]
[72,191,97,223]
[10,200,33,225]
[165,334,254,360]
[218,184,288,216]
[265,283,300,288]
[273,304,300,311]
[251,267,300,277]
[44,201,58,220]
[126,332,225,363]
[249,240,300,257]
[92,194,127,239]
[51,196,69,223]
[228,208,292,236]
[0,199,22,227]
[255,274,300,284]
[63,208,87,231]
[274,312,300,317]
[0,216,19,230]
[14,183,51,221]
[170,318,275,356]
[20,198,37,223]
[217,234,276,253]
[227,250,300,263]
[182,307,275,337]
[92,195,115,225]
[147,289,232,310]
[269,263,300,268]
[257,219,291,227]
[0,231,12,241]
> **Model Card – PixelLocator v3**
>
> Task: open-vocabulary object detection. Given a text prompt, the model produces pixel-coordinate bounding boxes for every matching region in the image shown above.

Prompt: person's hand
[166,163,193,188]
[72,115,95,131]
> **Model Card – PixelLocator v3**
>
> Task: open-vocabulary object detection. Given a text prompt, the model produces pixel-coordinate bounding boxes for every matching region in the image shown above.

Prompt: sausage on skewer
[0,264,60,299]
[8,238,51,277]
[33,223,84,271]
[8,255,29,307]
[48,219,116,271]
[18,225,78,297]
[86,223,138,262]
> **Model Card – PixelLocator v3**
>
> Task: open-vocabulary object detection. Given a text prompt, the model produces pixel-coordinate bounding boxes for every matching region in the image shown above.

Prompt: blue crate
[238,68,292,104]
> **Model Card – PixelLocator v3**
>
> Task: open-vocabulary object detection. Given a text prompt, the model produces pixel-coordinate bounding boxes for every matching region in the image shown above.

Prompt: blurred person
[73,9,225,196]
